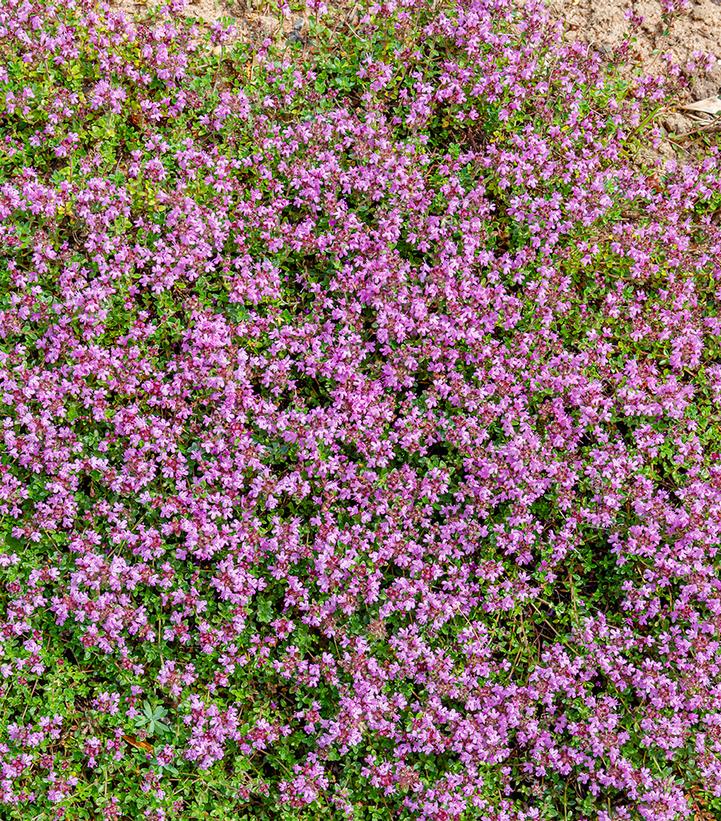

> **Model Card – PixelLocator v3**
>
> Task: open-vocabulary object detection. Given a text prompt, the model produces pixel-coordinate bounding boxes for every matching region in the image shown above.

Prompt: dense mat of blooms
[1,0,721,817]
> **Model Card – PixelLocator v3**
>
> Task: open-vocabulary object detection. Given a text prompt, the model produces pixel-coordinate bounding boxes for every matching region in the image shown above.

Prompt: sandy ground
[111,0,307,42]
[547,0,721,97]
[547,0,721,135]
[545,0,721,144]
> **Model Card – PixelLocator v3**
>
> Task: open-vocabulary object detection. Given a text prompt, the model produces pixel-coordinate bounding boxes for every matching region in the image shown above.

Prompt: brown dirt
[546,0,721,99]
[544,0,721,147]
[111,0,306,43]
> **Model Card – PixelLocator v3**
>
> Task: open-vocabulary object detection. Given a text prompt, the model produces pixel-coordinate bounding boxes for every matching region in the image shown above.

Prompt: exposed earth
[545,0,721,143]
[546,0,721,99]
[112,0,310,41]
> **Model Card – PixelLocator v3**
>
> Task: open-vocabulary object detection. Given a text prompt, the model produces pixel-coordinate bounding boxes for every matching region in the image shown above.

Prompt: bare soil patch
[111,0,307,43]
[549,0,721,98]
[544,0,721,147]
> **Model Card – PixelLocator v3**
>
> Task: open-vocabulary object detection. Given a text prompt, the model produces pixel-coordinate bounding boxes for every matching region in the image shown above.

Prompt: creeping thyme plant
[1,0,721,818]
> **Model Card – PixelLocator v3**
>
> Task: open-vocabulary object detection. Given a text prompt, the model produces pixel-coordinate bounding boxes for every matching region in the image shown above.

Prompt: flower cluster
[1,0,721,818]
